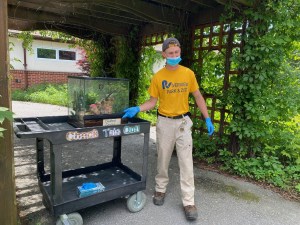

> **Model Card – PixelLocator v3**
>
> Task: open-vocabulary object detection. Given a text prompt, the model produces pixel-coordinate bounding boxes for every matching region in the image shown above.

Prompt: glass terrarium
[68,76,129,127]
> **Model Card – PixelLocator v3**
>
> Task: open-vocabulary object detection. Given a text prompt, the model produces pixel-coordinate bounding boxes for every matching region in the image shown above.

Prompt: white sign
[103,118,121,126]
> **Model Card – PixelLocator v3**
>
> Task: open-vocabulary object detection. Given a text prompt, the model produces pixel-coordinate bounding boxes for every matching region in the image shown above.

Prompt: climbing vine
[113,27,142,105]
[137,46,161,122]
[76,37,107,77]
[17,31,34,54]
[218,0,300,192]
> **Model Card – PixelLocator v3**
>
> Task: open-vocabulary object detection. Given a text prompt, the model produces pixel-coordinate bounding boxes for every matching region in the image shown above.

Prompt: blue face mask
[166,57,182,66]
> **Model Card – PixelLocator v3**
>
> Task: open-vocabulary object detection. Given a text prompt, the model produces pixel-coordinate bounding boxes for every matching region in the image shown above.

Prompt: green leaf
[0,127,5,138]
[0,107,13,138]
[0,109,13,123]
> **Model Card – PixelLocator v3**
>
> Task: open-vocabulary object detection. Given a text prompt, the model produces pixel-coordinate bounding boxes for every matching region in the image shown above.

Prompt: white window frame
[58,49,77,61]
[36,47,57,61]
[36,47,77,61]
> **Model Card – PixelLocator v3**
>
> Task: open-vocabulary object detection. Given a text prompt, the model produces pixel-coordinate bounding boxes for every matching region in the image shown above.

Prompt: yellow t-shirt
[148,65,199,117]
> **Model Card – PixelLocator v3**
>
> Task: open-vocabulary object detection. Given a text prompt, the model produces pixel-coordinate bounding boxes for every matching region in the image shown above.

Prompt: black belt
[157,112,191,119]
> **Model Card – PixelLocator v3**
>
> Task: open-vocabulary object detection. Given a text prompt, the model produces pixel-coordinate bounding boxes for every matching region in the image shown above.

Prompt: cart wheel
[126,191,146,213]
[56,213,83,225]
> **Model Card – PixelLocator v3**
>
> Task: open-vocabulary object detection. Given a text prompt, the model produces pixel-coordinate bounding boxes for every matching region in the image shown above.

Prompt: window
[59,50,76,60]
[36,48,76,61]
[37,48,56,59]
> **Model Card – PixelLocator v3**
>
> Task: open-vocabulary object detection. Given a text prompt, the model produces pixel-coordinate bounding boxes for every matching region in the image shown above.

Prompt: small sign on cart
[103,118,121,126]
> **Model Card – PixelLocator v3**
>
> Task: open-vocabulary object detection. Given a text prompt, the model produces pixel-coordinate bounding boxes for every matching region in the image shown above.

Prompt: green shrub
[12,83,68,106]
[219,149,300,192]
[191,0,300,195]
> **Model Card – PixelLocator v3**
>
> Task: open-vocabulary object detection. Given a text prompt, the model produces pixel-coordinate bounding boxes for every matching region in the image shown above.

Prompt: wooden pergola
[7,0,251,37]
[0,0,252,224]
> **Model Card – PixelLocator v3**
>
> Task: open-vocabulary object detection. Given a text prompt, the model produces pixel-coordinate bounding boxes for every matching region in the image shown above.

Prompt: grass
[12,83,68,106]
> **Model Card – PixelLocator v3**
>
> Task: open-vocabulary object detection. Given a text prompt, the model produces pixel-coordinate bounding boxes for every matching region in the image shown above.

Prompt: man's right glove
[122,106,140,118]
[205,118,214,136]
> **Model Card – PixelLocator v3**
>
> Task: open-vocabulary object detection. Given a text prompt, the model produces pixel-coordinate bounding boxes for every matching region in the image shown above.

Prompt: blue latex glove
[82,183,97,190]
[122,106,140,118]
[205,118,214,136]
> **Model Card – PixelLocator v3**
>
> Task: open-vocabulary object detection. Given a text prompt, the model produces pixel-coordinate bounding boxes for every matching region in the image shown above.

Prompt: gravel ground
[12,101,300,225]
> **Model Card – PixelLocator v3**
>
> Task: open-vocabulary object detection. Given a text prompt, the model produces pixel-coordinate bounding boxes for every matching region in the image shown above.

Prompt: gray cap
[162,37,181,51]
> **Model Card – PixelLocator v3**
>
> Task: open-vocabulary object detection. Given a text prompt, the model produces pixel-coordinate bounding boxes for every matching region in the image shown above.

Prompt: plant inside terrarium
[68,78,129,119]
[89,92,115,115]
[71,90,85,119]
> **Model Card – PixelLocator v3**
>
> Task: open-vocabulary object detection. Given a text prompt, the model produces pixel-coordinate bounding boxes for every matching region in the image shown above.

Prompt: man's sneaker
[153,191,165,206]
[184,205,198,220]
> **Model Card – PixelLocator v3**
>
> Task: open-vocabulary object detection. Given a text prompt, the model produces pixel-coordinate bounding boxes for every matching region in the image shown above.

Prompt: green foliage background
[192,0,300,193]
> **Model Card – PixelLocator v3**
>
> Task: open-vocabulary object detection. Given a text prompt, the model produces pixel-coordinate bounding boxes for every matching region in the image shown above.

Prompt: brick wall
[10,70,84,90]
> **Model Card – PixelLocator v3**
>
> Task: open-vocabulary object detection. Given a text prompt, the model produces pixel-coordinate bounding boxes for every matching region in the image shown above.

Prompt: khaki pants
[155,115,195,206]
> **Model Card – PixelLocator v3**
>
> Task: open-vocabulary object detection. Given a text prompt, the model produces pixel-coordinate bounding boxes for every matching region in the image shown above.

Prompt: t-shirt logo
[162,80,172,89]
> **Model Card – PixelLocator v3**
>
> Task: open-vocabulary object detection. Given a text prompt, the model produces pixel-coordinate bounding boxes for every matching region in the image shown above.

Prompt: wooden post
[0,0,18,224]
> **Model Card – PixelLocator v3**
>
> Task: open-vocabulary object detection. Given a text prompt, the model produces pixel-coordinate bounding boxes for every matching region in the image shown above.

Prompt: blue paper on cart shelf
[77,182,105,198]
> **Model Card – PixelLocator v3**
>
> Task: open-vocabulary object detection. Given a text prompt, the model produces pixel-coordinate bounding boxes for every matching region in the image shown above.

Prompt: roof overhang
[7,0,252,39]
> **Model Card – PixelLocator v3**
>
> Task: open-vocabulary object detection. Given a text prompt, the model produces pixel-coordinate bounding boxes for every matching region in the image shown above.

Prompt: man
[122,37,214,220]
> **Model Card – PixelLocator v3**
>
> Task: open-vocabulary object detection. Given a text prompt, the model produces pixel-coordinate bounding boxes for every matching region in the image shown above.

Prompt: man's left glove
[122,106,140,118]
[205,118,214,136]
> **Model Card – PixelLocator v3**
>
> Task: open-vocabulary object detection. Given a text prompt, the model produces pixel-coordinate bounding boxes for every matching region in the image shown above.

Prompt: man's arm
[192,89,214,135]
[122,96,157,118]
[139,96,158,112]
[192,89,209,118]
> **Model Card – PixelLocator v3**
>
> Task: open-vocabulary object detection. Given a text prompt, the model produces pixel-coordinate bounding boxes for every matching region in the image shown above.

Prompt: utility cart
[14,76,150,224]
[14,115,150,224]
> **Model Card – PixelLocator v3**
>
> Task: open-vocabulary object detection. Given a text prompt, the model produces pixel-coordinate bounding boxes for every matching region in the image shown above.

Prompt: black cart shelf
[14,115,150,224]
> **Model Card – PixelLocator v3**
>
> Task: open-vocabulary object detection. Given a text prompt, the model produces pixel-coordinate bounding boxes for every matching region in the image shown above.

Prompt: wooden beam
[8,2,180,36]
[10,0,146,25]
[8,18,49,31]
[140,22,174,37]
[8,18,98,39]
[8,5,132,36]
[189,4,225,26]
[67,3,146,25]
[233,0,253,7]
[0,0,18,224]
[53,0,183,25]
[190,0,218,7]
[146,0,208,13]
[215,0,253,8]
[103,0,183,24]
[8,15,175,40]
